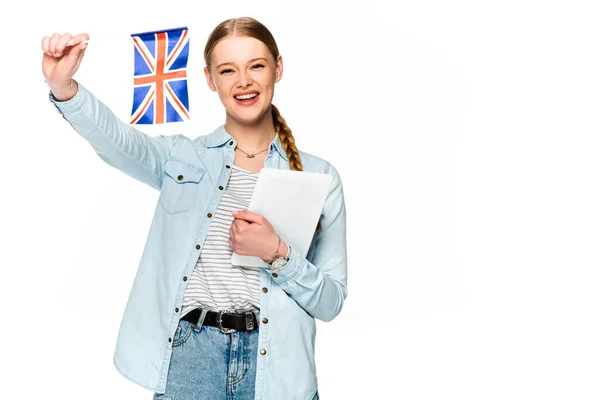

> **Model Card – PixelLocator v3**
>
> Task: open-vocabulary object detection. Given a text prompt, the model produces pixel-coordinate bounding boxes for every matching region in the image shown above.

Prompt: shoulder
[161,132,214,167]
[169,126,227,158]
[190,125,230,149]
[191,133,212,148]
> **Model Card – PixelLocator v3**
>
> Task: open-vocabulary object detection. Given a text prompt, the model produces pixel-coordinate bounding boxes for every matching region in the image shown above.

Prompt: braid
[272,105,302,171]
[272,104,322,234]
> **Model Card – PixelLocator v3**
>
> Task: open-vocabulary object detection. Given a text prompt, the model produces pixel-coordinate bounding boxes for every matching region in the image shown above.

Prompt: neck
[225,109,277,152]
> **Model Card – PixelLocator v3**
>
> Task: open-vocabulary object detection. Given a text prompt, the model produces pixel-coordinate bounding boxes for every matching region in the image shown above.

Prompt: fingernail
[44,52,52,56]
[66,39,74,46]
[81,43,88,49]
[232,210,239,215]
[53,52,60,57]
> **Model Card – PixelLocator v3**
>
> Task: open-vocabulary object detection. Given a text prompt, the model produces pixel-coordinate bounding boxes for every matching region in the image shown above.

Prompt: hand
[229,210,285,261]
[41,32,90,101]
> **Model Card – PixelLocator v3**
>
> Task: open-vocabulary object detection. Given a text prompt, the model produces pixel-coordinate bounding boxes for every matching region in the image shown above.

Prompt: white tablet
[231,168,332,268]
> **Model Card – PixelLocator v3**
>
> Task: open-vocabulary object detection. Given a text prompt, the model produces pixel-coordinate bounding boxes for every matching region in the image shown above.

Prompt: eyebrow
[216,57,269,69]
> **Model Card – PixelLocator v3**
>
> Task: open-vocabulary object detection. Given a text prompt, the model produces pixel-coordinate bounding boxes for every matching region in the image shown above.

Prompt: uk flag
[130,27,190,124]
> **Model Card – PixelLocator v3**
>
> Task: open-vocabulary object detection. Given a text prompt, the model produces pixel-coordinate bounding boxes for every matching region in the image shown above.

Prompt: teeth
[235,93,258,100]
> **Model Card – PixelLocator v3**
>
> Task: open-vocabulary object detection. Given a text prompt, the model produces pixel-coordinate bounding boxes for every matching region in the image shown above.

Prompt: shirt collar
[205,125,289,161]
[269,133,289,161]
[204,125,232,148]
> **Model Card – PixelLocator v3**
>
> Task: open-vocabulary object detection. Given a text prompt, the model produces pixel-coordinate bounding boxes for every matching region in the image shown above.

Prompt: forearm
[268,162,348,322]
[269,245,347,322]
[49,81,174,189]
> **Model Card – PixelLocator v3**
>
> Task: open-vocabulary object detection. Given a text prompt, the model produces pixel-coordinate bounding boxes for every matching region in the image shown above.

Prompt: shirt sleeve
[267,162,348,322]
[48,81,177,190]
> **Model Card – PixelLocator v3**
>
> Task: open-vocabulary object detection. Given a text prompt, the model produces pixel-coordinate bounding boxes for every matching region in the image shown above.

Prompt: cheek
[217,89,229,103]
[256,73,275,88]
[214,77,233,96]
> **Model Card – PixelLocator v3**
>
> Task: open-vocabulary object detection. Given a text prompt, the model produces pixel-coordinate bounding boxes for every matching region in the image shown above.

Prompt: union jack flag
[130,27,190,124]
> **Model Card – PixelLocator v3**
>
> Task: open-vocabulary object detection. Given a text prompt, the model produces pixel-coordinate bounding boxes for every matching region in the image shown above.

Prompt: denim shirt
[49,83,348,400]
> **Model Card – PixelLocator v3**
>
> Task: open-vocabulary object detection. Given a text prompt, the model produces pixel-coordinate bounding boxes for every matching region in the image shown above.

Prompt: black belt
[181,308,258,333]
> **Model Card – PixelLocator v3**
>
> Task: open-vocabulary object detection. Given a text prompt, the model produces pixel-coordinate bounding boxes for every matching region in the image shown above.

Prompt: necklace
[235,146,268,158]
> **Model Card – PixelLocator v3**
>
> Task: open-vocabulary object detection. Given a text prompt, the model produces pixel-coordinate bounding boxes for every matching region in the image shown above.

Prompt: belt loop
[193,309,209,332]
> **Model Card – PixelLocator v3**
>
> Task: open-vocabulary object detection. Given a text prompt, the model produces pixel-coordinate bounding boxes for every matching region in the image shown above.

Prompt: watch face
[271,258,288,270]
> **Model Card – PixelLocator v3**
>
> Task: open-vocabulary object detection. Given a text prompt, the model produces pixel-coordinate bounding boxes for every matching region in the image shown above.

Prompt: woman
[42,17,347,400]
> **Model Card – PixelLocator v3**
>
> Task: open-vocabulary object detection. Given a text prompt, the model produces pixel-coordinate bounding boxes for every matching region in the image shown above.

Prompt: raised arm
[42,33,175,190]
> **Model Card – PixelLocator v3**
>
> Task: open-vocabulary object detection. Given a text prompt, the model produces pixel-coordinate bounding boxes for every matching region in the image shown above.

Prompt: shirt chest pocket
[159,159,206,214]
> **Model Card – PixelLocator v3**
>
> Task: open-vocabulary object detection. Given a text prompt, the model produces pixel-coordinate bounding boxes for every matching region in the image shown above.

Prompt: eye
[251,64,265,70]
[220,68,234,75]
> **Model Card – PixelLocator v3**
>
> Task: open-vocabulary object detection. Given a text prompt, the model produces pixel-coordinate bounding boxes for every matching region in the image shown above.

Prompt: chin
[231,108,270,125]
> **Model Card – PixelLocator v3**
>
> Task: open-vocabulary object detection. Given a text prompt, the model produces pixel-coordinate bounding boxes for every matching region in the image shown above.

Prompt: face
[204,35,283,125]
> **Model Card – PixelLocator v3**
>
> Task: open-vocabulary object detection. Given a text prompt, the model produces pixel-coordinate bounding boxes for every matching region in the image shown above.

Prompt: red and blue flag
[130,27,190,124]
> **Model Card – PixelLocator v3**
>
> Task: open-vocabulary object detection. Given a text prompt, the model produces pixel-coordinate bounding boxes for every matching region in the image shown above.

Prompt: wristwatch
[267,245,291,271]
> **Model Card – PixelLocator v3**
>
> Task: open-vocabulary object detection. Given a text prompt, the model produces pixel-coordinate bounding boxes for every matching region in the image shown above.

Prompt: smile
[234,93,259,100]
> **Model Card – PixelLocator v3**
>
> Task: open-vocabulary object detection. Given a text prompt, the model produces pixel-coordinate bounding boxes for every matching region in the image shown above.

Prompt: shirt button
[229,141,234,146]
[272,273,278,278]
[207,213,213,218]
[262,318,269,324]
[262,287,268,293]
[183,276,188,281]
[175,307,179,313]
[226,164,231,169]
[196,244,201,250]
[260,349,267,356]
[219,186,224,190]
[168,337,172,343]
[177,175,183,181]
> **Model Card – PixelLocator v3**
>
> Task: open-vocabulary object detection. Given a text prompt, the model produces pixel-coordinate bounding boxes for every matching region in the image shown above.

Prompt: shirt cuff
[267,245,303,282]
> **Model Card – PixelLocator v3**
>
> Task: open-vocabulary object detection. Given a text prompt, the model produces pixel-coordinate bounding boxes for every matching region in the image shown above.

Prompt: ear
[204,66,217,92]
[275,55,283,83]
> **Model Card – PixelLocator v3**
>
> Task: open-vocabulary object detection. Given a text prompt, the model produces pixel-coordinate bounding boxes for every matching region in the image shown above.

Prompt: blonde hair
[205,17,322,233]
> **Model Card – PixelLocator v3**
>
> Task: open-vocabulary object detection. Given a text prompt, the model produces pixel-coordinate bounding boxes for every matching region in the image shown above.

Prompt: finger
[48,33,61,56]
[64,33,90,55]
[54,33,73,57]
[64,38,89,63]
[235,219,251,233]
[41,36,52,56]
[68,33,90,46]
[232,210,264,224]
[229,229,238,250]
[231,220,242,234]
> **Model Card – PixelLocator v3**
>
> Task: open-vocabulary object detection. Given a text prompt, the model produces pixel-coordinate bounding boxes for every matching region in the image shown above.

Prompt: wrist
[279,239,289,258]
[48,79,78,102]
[263,234,289,263]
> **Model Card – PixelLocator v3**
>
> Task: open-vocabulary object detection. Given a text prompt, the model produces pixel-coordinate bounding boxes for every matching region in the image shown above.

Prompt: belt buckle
[217,309,237,333]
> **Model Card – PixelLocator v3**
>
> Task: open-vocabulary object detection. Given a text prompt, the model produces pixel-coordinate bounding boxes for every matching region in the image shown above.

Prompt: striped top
[181,165,260,317]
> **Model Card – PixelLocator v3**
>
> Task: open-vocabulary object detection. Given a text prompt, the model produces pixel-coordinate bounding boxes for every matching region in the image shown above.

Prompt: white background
[1,0,599,399]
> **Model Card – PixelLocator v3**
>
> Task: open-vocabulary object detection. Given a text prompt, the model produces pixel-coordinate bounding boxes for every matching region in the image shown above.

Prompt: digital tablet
[231,168,332,268]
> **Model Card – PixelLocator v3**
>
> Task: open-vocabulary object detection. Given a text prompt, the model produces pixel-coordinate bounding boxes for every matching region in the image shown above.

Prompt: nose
[236,70,252,88]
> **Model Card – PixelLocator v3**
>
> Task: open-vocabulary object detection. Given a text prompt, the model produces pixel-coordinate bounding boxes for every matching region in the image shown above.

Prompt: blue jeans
[153,309,258,400]
[153,309,320,400]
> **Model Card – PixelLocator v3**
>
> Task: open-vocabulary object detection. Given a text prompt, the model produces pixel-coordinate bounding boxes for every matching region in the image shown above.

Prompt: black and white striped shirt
[181,165,260,316]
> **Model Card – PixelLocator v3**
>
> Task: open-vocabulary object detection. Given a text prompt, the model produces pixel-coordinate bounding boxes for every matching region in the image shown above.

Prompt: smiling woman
[42,16,347,400]
[204,34,283,149]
